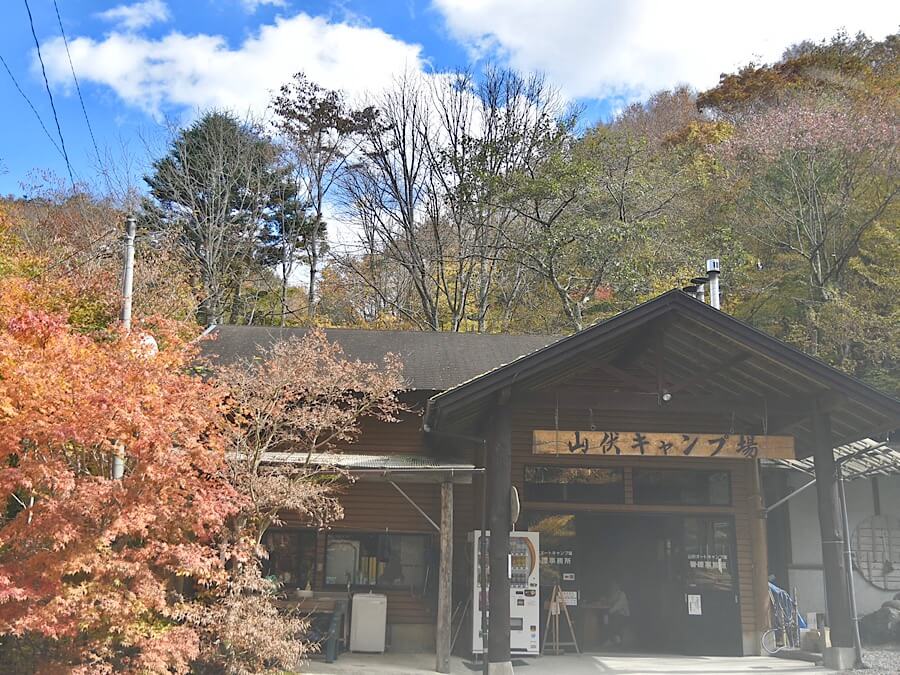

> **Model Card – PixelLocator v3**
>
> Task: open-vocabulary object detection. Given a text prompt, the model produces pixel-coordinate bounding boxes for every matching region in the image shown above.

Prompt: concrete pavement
[301,652,828,674]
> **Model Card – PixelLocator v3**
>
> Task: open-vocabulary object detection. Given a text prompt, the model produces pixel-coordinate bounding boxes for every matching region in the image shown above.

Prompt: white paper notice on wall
[688,594,702,616]
[560,590,578,606]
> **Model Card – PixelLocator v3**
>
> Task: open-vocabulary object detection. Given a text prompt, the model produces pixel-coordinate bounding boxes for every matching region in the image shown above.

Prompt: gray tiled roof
[203,325,561,391]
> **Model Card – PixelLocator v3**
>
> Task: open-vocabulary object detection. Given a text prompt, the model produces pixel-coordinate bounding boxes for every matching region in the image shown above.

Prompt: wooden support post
[811,407,852,648]
[749,459,770,654]
[487,392,512,673]
[436,480,453,674]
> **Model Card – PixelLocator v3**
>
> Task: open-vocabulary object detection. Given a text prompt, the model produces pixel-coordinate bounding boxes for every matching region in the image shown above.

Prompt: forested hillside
[2,31,898,393]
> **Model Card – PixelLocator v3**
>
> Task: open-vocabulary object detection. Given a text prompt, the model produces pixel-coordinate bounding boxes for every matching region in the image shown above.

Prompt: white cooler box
[350,593,387,652]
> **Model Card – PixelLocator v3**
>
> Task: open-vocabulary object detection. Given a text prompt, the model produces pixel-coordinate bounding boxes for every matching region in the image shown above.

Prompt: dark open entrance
[527,512,743,656]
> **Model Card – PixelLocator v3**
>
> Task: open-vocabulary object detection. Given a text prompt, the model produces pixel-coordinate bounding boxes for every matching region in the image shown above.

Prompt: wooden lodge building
[206,290,900,672]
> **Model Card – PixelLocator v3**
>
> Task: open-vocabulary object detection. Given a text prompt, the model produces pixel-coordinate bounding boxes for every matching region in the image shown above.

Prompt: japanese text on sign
[533,430,795,459]
[540,549,574,567]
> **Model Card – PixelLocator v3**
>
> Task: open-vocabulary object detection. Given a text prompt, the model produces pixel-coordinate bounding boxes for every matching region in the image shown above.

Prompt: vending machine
[470,530,540,655]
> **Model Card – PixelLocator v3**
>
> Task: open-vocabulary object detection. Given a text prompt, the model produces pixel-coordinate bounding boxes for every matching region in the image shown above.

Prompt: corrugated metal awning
[763,438,900,480]
[254,452,479,483]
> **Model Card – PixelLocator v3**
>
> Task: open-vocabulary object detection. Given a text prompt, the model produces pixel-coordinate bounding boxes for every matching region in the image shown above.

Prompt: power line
[23,0,76,188]
[51,0,100,166]
[60,239,116,275]
[42,225,118,276]
[0,52,64,158]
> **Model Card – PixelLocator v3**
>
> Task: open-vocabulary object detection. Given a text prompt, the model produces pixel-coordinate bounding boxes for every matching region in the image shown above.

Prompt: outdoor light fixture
[661,390,673,403]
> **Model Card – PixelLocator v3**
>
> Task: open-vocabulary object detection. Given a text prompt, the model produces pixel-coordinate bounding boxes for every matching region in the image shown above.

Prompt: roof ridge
[212,324,563,339]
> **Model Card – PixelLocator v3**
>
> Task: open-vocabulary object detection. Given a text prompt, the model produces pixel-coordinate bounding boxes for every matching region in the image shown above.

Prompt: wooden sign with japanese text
[533,430,795,459]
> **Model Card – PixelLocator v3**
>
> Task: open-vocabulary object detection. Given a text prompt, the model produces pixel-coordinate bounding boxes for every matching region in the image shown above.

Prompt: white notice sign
[688,594,702,616]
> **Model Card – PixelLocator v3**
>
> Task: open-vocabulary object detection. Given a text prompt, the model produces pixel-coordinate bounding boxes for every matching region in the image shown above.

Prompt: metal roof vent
[706,259,721,309]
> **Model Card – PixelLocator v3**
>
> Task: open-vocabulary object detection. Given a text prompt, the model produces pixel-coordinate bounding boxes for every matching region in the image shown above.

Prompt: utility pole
[120,214,136,332]
[113,215,136,481]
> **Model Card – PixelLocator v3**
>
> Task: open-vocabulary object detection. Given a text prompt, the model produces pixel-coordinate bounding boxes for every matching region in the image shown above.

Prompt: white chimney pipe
[706,259,721,309]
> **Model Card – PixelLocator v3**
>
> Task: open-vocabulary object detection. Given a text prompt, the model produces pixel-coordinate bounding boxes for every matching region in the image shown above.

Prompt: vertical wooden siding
[279,399,476,627]
[278,390,770,638]
[507,403,765,638]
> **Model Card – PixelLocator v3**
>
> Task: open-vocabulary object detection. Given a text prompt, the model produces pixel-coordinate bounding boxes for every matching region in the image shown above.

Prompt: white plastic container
[350,592,387,653]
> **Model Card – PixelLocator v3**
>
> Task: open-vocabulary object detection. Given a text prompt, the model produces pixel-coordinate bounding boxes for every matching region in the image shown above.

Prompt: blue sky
[1,0,897,197]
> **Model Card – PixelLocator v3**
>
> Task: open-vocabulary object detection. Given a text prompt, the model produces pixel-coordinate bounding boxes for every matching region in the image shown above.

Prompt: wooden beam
[811,406,853,648]
[533,429,795,459]
[655,330,665,398]
[754,392,846,435]
[436,481,453,674]
[513,390,820,420]
[767,414,810,435]
[596,362,655,392]
[667,352,751,395]
[749,460,771,647]
[613,317,672,368]
[352,471,474,484]
[487,392,512,669]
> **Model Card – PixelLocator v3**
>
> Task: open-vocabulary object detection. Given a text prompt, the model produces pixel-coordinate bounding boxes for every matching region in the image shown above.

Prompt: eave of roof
[251,451,479,483]
[203,325,559,392]
[256,451,474,471]
[424,292,674,429]
[424,290,900,449]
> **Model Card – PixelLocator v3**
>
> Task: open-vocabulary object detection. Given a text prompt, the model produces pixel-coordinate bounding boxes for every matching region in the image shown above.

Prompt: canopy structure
[254,451,478,484]
[425,290,900,456]
[421,290,900,662]
[764,438,900,480]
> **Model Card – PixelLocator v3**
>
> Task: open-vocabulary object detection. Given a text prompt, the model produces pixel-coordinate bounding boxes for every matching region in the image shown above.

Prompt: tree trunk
[306,213,323,319]
[201,279,224,325]
[307,247,317,319]
[228,279,244,324]
[280,247,289,327]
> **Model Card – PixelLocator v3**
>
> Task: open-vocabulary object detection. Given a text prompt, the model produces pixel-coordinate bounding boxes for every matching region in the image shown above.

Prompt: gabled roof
[424,290,900,453]
[203,325,559,392]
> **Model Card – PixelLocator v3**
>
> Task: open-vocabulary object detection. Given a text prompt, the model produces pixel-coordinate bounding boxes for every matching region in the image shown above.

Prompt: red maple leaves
[0,301,243,672]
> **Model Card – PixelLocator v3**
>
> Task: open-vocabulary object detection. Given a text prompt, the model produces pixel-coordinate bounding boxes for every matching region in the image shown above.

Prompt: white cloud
[41,12,424,119]
[433,0,900,101]
[97,0,170,31]
[240,0,288,12]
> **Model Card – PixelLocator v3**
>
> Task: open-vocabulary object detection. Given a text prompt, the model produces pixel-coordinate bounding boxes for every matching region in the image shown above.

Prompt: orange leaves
[6,308,67,347]
[0,298,242,672]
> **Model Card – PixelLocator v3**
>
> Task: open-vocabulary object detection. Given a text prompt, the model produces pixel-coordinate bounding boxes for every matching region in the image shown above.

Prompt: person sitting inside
[604,581,630,648]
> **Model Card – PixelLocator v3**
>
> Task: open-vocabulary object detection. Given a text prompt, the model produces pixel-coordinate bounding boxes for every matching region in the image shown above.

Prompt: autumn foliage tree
[1,209,408,672]
[217,330,405,544]
[0,297,243,671]
[181,331,404,674]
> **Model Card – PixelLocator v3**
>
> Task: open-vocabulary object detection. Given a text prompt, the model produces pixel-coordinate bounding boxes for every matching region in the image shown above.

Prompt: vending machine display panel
[470,530,540,655]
